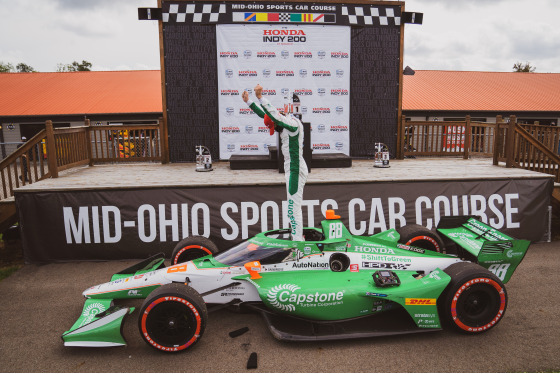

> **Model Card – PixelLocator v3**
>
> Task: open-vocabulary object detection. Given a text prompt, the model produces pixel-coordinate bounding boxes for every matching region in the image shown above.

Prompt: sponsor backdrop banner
[18,178,552,262]
[162,1,402,161]
[216,24,351,159]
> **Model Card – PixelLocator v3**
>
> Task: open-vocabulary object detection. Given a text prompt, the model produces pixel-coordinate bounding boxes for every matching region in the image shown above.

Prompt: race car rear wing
[437,217,530,283]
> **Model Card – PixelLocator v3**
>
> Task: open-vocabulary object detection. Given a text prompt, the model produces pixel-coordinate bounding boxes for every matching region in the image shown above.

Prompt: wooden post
[463,115,471,159]
[84,119,94,166]
[505,115,517,168]
[493,115,502,165]
[396,115,405,159]
[159,117,169,164]
[45,120,59,178]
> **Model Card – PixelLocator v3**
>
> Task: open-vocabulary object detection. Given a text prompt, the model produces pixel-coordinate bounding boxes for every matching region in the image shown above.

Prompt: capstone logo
[238,70,258,77]
[257,51,276,58]
[266,283,345,312]
[276,70,295,77]
[294,89,313,96]
[312,70,331,77]
[243,50,252,59]
[294,51,312,59]
[220,89,240,96]
[225,69,233,78]
[312,107,330,114]
[330,125,348,132]
[330,89,349,96]
[331,51,349,59]
[313,143,331,150]
[299,69,308,78]
[80,302,107,327]
[220,51,239,58]
[240,144,259,151]
[221,126,240,134]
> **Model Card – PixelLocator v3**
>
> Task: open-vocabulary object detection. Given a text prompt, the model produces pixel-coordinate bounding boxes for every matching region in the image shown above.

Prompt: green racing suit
[246,97,308,241]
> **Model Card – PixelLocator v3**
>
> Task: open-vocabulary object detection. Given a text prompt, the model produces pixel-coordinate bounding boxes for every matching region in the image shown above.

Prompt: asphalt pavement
[0,241,559,373]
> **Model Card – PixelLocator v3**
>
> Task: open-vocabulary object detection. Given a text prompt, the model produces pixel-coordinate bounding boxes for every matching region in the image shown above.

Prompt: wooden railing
[0,118,167,200]
[0,129,50,200]
[399,115,560,163]
[494,116,560,182]
[398,115,486,159]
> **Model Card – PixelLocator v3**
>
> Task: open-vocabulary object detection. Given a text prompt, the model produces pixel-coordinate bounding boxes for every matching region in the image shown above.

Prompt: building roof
[0,70,162,117]
[403,70,560,112]
[1,69,559,118]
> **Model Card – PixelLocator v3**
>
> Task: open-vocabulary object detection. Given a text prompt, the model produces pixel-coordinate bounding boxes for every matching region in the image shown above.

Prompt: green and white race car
[62,211,530,352]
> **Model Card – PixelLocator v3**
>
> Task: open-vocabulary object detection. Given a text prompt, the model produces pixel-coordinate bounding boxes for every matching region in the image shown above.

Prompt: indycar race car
[62,211,530,352]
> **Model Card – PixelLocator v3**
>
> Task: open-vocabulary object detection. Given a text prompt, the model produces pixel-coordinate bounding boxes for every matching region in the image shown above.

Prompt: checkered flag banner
[154,2,403,27]
[163,3,226,23]
[341,6,401,26]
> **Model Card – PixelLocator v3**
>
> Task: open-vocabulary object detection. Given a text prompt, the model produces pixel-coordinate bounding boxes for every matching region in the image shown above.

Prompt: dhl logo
[405,298,436,305]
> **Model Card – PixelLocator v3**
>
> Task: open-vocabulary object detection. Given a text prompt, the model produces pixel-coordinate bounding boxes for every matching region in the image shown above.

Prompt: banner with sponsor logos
[17,177,552,262]
[216,24,350,159]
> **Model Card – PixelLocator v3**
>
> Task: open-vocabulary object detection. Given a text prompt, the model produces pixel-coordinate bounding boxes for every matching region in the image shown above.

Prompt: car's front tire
[171,236,218,265]
[138,284,207,352]
[440,262,507,334]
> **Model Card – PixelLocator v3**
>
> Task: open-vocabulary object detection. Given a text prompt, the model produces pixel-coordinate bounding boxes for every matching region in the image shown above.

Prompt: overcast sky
[1,0,558,73]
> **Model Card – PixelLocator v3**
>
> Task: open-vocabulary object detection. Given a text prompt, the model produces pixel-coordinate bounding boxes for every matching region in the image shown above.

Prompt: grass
[552,209,560,242]
[0,236,24,283]
[0,265,22,282]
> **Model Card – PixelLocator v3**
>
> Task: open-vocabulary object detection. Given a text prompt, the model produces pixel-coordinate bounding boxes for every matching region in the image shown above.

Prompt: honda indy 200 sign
[217,24,350,159]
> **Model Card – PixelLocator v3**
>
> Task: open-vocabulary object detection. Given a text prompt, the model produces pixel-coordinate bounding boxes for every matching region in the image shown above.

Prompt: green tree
[0,62,14,73]
[57,60,93,72]
[513,61,536,72]
[15,63,36,72]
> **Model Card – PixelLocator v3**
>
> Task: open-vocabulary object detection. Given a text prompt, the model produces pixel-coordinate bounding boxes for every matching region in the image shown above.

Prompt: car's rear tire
[138,284,207,352]
[440,262,507,334]
[171,236,218,265]
[397,224,446,253]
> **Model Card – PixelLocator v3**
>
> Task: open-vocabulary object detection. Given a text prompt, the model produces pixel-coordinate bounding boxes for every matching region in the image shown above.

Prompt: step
[229,155,277,170]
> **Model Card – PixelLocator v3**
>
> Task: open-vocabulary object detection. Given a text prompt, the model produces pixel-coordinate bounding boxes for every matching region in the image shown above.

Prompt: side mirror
[244,261,262,279]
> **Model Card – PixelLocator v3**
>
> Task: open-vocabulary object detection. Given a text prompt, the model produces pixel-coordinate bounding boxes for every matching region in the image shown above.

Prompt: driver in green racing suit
[242,84,308,241]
